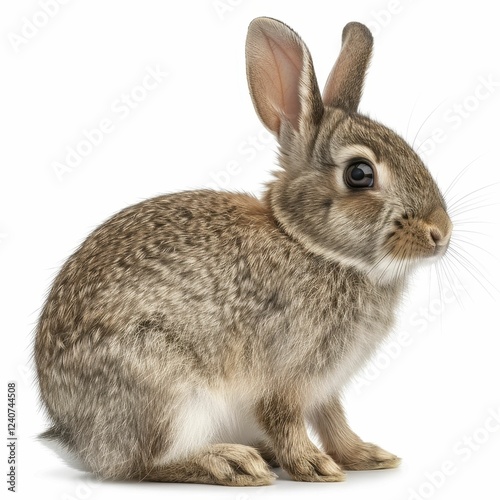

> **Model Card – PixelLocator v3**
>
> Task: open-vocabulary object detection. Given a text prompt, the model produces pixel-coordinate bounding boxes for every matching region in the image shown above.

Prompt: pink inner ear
[247,18,323,135]
[247,23,306,133]
[262,34,302,129]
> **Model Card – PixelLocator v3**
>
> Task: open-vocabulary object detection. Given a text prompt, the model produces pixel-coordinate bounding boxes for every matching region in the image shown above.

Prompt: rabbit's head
[246,18,452,284]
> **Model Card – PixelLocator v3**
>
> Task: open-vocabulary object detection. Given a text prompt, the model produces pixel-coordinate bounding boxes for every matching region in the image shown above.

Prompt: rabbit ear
[246,17,323,136]
[322,22,373,112]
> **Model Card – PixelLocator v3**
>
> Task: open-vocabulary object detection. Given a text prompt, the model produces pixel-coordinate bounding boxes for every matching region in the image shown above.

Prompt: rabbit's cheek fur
[269,175,391,277]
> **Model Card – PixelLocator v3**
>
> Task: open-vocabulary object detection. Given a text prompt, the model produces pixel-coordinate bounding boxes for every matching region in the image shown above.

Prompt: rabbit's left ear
[322,22,373,112]
[246,17,324,137]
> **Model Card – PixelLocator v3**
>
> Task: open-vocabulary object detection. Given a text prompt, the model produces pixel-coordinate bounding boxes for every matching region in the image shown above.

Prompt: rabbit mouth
[433,239,451,258]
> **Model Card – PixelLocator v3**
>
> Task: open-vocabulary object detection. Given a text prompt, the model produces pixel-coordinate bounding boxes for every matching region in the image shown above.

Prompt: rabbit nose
[426,208,452,252]
[429,227,444,245]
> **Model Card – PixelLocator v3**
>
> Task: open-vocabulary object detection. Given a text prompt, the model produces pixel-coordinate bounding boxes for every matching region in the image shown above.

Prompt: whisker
[394,244,409,282]
[376,245,402,284]
[435,262,446,332]
[452,220,497,226]
[411,99,448,149]
[367,245,394,279]
[405,96,420,141]
[447,181,500,210]
[447,247,498,297]
[443,156,482,199]
[401,245,411,281]
[376,255,395,284]
[415,133,437,154]
[378,243,406,282]
[392,250,404,284]
[448,198,498,217]
[448,194,499,215]
[426,258,433,312]
[449,202,500,219]
[439,254,471,305]
[452,228,490,237]
[450,236,498,261]
[450,240,497,276]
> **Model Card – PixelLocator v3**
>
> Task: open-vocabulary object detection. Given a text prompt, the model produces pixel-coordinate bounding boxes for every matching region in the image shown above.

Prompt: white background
[1,1,500,499]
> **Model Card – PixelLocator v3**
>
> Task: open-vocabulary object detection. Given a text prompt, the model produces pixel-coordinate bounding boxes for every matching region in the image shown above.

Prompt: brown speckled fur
[35,18,451,486]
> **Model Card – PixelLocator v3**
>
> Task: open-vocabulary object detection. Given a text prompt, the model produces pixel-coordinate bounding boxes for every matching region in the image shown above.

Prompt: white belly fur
[156,387,265,465]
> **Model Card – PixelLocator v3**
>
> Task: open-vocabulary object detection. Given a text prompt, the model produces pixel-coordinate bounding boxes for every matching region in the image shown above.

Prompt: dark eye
[345,162,374,188]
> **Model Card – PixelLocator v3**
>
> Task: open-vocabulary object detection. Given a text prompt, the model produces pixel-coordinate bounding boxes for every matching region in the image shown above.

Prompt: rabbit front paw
[335,442,401,470]
[284,451,346,482]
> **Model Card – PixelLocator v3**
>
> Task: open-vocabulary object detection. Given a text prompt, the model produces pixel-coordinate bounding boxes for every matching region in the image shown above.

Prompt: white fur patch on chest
[308,322,390,408]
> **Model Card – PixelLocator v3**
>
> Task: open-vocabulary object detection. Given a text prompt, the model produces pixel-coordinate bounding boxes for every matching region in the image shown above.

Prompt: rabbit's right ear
[246,17,323,137]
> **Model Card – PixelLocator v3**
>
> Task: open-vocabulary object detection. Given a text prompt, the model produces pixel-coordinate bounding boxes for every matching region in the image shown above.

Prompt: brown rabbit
[35,17,452,486]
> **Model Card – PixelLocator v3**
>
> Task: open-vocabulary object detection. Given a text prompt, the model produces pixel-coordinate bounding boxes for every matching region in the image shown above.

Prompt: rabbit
[35,17,452,486]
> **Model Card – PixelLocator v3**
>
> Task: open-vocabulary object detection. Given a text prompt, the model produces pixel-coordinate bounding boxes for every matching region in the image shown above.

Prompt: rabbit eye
[345,162,374,188]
